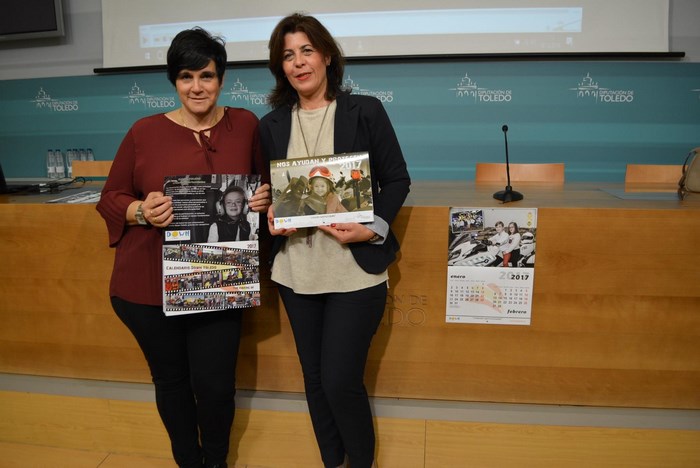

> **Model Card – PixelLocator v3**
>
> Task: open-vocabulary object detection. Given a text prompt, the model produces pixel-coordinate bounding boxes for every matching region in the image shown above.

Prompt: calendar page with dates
[446,207,537,325]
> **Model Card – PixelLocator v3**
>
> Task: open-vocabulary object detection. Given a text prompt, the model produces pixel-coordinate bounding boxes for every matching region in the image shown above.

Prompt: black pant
[278,282,386,468]
[508,248,521,267]
[111,297,242,468]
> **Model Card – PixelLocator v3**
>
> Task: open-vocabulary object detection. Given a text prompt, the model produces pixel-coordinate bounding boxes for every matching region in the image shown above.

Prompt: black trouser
[508,248,521,267]
[111,297,242,468]
[278,282,386,468]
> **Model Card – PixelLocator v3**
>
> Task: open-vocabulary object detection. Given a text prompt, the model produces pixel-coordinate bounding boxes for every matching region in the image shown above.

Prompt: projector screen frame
[93,51,685,75]
[100,0,673,71]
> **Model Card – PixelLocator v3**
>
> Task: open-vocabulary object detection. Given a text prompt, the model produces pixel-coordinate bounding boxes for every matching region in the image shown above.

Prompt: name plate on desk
[601,187,679,201]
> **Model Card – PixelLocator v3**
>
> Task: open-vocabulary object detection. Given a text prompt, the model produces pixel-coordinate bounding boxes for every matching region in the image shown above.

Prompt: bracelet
[134,202,148,225]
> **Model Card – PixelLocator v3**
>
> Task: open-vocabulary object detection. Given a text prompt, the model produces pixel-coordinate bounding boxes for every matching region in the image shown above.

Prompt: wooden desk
[1,182,699,409]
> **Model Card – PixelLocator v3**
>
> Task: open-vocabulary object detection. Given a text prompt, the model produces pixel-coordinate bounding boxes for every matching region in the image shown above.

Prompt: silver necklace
[297,104,330,157]
[297,104,330,247]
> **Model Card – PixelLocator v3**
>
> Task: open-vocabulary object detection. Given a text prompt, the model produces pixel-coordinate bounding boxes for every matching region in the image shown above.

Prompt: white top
[488,230,509,254]
[502,232,521,254]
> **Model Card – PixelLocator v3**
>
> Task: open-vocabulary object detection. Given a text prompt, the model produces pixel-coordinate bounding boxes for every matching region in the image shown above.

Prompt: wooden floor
[0,442,174,468]
[1,389,700,467]
[0,441,272,467]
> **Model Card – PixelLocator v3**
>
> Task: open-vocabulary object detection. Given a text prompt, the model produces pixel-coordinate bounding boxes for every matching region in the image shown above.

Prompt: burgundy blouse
[96,107,268,305]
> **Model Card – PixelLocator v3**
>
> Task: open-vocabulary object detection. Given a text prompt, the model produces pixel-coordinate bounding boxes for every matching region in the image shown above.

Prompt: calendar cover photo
[446,207,538,325]
[161,174,261,316]
[270,152,374,229]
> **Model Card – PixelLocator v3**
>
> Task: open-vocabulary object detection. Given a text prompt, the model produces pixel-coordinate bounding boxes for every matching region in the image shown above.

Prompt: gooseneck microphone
[493,124,524,203]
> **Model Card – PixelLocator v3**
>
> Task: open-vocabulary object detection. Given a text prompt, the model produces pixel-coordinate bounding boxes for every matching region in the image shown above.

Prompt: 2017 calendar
[446,207,537,325]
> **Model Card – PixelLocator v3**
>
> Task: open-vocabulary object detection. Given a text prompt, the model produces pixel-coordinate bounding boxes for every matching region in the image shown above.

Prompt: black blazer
[259,93,411,274]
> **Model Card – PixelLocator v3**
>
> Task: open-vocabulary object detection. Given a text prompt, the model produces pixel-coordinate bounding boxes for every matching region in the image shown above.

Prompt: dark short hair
[267,13,345,109]
[167,27,227,85]
[222,184,247,201]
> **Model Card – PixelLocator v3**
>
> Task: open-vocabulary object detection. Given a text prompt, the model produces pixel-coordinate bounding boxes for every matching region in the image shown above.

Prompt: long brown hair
[267,13,346,109]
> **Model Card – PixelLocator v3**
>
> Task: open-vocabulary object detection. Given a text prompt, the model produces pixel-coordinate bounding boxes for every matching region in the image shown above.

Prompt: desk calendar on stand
[446,207,537,325]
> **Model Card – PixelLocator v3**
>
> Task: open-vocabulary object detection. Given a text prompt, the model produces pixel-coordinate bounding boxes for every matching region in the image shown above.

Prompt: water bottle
[55,149,65,179]
[86,148,95,161]
[78,148,87,161]
[66,149,77,178]
[46,149,56,179]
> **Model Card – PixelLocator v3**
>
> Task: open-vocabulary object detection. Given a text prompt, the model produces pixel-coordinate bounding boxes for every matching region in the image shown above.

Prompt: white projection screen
[101,0,669,69]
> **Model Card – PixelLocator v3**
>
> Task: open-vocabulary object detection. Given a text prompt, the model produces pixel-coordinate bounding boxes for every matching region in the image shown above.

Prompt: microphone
[493,124,524,203]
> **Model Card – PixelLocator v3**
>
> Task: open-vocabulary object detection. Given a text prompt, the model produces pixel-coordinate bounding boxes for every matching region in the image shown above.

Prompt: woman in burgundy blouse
[97,28,270,468]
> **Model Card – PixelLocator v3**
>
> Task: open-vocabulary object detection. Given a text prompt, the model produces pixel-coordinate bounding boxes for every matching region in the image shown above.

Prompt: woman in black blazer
[259,13,410,468]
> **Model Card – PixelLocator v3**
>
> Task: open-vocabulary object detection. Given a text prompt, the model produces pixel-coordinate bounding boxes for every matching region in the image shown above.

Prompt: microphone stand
[493,124,524,203]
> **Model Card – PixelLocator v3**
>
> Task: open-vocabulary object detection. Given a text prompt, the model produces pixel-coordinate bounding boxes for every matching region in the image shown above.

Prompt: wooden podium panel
[1,182,699,409]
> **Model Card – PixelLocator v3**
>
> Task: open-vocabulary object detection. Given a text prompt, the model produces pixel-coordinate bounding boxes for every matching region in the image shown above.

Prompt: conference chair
[475,162,565,183]
[624,164,683,185]
[71,160,113,178]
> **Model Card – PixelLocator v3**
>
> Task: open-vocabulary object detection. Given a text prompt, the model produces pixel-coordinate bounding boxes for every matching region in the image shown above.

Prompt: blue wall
[1,60,699,181]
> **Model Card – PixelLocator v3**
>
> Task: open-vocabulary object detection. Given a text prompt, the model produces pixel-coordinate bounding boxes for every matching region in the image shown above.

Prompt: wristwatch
[368,233,381,243]
[134,203,148,225]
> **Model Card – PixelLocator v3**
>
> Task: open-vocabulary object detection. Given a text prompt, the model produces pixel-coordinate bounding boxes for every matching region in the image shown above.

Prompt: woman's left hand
[318,223,376,244]
[249,183,272,213]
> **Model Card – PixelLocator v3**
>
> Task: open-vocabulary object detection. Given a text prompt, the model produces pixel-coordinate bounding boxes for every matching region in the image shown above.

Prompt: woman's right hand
[267,206,297,237]
[249,183,272,213]
[142,191,173,227]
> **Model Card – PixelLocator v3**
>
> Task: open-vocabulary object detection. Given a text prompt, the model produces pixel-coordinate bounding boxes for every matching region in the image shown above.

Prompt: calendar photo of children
[448,208,537,268]
[446,207,538,325]
[270,152,374,229]
[161,174,261,316]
